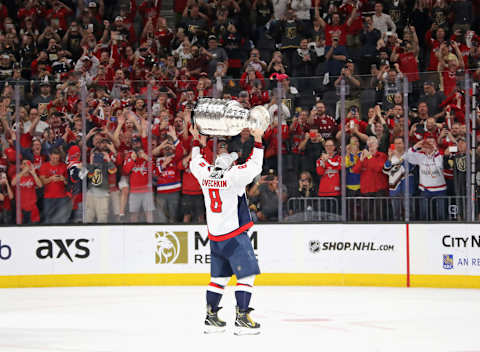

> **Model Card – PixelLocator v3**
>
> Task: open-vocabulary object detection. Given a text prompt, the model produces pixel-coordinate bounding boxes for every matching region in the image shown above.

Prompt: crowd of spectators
[1,0,480,224]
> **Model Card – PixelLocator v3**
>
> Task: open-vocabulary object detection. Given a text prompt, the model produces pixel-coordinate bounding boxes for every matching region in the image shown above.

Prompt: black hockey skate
[234,306,261,336]
[204,305,226,334]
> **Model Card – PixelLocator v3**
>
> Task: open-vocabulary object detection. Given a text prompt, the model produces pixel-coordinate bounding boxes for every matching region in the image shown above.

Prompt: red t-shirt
[442,70,457,97]
[325,23,348,46]
[425,31,443,72]
[39,162,67,198]
[398,52,419,82]
[45,7,72,31]
[16,174,37,210]
[20,132,33,149]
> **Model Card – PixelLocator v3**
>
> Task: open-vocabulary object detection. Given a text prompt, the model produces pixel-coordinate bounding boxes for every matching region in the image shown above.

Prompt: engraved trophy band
[192,98,272,136]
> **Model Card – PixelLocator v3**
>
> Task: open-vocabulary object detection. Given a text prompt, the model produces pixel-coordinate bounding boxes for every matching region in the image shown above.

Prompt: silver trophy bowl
[192,98,272,136]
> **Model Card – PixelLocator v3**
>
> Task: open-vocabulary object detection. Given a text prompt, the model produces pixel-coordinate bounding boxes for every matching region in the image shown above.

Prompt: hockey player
[189,124,264,336]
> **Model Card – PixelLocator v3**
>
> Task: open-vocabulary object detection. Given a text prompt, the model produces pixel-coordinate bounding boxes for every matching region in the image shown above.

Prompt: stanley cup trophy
[192,98,272,136]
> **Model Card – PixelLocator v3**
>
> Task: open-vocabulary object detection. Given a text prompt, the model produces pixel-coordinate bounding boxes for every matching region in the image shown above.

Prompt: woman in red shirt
[12,160,43,224]
[352,136,388,221]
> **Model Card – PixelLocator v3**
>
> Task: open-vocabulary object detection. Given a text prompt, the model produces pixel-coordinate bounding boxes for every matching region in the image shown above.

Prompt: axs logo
[36,239,90,262]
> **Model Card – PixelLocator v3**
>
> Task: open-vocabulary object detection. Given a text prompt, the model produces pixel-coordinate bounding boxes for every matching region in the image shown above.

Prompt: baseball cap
[265,168,276,177]
[269,73,289,81]
[115,16,124,22]
[208,35,217,41]
[88,1,97,7]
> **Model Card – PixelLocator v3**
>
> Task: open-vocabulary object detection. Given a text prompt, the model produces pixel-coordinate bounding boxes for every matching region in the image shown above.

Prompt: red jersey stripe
[208,221,253,242]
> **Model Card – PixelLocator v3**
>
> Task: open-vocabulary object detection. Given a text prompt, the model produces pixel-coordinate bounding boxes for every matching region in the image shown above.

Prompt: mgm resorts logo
[155,231,188,264]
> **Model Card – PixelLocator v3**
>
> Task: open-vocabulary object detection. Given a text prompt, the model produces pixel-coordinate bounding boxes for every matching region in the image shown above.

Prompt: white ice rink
[0,286,479,352]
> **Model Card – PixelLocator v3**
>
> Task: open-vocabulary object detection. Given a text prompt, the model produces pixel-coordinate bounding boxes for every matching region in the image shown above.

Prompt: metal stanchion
[340,79,346,223]
[80,83,87,224]
[465,74,473,222]
[14,85,21,225]
[472,82,477,221]
[147,83,153,192]
[403,76,410,222]
[276,80,284,222]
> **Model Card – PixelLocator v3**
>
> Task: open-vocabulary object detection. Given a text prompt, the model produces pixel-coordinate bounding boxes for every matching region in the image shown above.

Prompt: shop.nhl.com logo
[155,231,188,264]
[309,240,321,253]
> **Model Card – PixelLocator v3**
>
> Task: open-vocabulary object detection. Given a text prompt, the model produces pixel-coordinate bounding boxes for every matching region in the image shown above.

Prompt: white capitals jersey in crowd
[189,142,264,240]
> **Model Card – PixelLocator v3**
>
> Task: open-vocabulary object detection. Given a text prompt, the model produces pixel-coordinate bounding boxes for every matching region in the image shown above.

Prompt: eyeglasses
[300,178,310,182]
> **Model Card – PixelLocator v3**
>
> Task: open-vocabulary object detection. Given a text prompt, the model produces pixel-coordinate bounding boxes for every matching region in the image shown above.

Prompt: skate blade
[204,326,226,334]
[234,327,261,336]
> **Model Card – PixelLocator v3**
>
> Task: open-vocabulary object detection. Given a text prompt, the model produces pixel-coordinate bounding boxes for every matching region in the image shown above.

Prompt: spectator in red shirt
[391,26,420,84]
[152,127,184,223]
[38,148,72,223]
[12,159,43,224]
[352,136,388,221]
[178,137,205,223]
[139,0,161,27]
[425,25,447,73]
[0,171,13,224]
[437,41,464,98]
[122,144,155,223]
[316,138,341,214]
[45,0,73,33]
[314,5,357,47]
[0,2,9,23]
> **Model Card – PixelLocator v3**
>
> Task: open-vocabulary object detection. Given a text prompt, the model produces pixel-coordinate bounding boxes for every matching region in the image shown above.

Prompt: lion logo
[155,231,180,264]
[154,231,188,264]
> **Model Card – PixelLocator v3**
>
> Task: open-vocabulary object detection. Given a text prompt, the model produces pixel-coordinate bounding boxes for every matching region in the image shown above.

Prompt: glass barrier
[1,71,478,225]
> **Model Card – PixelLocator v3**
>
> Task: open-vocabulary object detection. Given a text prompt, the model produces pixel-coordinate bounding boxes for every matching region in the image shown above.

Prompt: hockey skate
[234,306,261,336]
[204,305,226,334]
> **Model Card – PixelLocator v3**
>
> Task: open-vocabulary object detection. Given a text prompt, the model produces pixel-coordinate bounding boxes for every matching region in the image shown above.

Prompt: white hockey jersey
[406,147,446,192]
[189,141,264,241]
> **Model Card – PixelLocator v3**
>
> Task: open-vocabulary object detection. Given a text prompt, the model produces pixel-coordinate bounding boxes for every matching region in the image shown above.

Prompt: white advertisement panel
[0,224,405,276]
[409,224,480,276]
[257,224,405,273]
[0,226,124,275]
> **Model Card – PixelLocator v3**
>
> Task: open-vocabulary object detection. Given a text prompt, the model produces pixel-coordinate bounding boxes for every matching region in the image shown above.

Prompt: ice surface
[0,286,478,352]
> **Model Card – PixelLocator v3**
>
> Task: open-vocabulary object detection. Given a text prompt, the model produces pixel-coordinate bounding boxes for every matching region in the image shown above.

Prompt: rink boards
[0,224,479,288]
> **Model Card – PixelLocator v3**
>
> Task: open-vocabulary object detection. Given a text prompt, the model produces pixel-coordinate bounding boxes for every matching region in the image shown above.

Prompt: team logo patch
[155,231,188,264]
[443,254,454,270]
